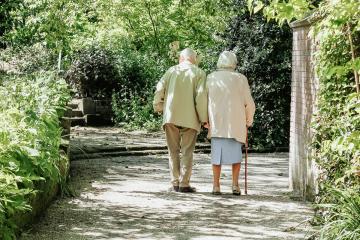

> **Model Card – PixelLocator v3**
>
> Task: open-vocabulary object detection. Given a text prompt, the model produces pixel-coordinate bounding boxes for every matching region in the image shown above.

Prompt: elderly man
[153,48,208,193]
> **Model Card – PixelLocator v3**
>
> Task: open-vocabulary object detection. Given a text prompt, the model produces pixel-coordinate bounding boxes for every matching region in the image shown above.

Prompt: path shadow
[21,153,315,240]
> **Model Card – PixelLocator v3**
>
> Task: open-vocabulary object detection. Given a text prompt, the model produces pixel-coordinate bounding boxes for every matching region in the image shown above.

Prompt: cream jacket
[153,61,208,132]
[207,68,255,144]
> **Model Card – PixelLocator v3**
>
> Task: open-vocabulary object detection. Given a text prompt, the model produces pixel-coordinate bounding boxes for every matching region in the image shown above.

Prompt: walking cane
[245,127,248,195]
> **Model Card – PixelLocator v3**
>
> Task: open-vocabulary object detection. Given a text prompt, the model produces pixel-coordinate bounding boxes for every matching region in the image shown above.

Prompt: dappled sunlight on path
[21,128,315,240]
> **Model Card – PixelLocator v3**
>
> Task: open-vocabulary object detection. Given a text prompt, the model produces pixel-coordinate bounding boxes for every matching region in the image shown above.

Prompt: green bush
[111,49,167,130]
[297,1,360,238]
[65,45,120,99]
[313,93,360,203]
[112,93,162,131]
[309,4,360,202]
[0,72,70,239]
[2,44,57,74]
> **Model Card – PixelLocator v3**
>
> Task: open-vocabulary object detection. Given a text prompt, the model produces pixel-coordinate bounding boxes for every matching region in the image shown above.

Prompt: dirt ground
[20,128,316,240]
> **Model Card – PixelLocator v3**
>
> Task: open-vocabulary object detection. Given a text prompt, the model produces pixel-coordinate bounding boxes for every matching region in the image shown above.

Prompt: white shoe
[212,186,221,195]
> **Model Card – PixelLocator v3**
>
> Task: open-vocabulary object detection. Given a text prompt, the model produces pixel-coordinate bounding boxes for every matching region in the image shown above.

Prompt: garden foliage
[0,72,70,239]
[65,46,120,98]
[1,0,293,148]
[311,3,360,237]
[111,50,167,131]
[0,0,299,238]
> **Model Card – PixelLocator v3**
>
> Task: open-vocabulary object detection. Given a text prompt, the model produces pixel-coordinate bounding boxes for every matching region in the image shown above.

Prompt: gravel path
[21,128,316,240]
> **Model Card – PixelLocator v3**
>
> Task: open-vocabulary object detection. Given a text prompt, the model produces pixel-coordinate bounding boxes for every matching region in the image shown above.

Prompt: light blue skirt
[211,137,243,165]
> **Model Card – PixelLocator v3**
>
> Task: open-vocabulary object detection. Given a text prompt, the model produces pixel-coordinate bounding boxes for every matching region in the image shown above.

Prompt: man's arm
[153,69,170,113]
[195,70,208,123]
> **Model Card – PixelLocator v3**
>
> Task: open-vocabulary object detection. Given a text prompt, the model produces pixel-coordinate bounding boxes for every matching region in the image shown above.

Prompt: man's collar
[179,60,194,65]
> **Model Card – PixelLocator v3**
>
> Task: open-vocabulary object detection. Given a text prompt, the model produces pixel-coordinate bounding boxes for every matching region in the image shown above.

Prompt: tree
[112,0,233,58]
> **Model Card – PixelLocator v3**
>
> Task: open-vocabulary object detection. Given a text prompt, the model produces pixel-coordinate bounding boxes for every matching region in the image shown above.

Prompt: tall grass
[319,189,360,240]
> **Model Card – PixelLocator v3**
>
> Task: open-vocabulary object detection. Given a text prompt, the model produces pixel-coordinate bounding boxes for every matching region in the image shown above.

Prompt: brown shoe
[179,186,196,193]
[169,186,179,192]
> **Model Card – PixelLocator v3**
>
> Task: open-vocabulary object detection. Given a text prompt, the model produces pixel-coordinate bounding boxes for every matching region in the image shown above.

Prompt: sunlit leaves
[2,0,98,56]
[112,0,233,56]
[248,0,312,25]
[253,1,264,14]
[312,1,360,237]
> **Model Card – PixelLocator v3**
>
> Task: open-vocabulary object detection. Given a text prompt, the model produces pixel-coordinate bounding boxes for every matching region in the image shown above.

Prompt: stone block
[94,99,113,116]
[60,117,71,139]
[68,103,79,110]
[71,110,84,118]
[63,107,73,118]
[71,117,86,127]
[79,98,95,115]
[85,114,112,126]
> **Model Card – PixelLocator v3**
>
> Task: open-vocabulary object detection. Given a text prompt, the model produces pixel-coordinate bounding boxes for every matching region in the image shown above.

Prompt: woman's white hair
[217,51,237,70]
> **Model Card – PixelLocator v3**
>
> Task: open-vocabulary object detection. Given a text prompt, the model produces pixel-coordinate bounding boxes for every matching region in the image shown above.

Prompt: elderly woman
[206,51,255,195]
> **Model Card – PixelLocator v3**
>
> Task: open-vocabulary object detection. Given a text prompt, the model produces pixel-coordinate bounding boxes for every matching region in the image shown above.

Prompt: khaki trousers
[164,123,197,187]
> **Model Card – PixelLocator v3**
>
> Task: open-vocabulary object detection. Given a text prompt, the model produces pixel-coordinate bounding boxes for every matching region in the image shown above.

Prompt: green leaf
[22,146,40,157]
[247,0,254,14]
[254,1,264,14]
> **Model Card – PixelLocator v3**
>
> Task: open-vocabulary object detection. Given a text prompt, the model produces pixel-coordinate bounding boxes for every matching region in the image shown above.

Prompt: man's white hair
[179,48,197,62]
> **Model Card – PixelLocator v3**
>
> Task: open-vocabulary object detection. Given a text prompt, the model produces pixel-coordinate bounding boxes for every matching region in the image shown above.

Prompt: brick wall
[289,19,318,201]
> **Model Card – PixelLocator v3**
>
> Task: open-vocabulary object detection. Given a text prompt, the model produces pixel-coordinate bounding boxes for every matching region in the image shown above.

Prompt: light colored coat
[153,61,208,132]
[207,57,255,144]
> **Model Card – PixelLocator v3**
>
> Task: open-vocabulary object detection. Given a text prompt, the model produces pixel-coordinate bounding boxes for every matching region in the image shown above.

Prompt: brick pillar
[289,18,318,201]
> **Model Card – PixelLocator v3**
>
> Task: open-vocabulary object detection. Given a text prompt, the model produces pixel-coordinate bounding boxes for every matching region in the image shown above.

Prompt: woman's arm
[244,77,256,127]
